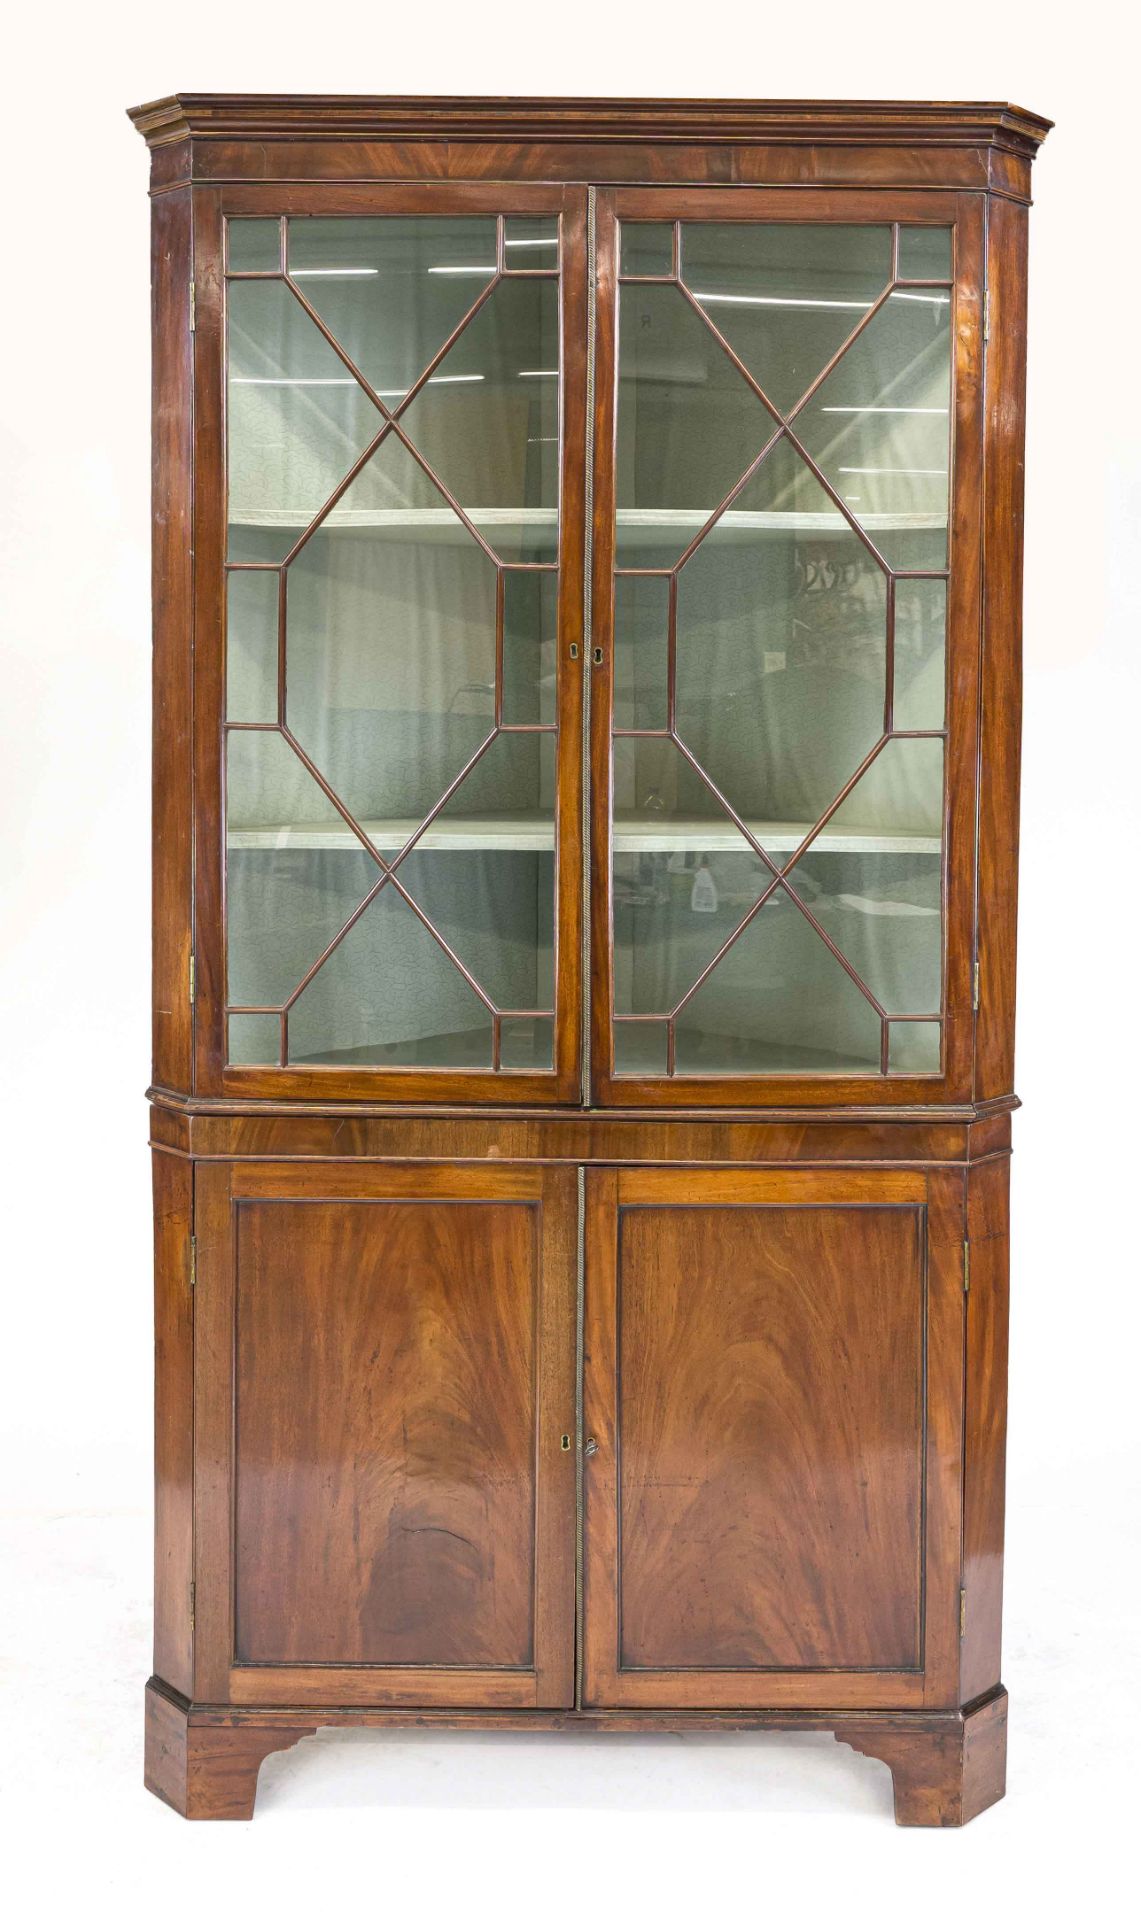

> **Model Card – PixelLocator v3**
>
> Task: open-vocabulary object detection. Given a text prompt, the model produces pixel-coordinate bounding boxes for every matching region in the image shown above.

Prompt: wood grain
[152,1150,193,1694]
[961,1155,1010,1701]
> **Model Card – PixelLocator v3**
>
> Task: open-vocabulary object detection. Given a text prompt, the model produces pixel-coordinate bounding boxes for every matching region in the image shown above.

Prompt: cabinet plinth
[132,92,1047,1823]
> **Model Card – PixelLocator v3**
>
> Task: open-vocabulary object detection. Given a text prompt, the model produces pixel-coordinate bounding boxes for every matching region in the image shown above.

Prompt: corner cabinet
[132,95,1050,1825]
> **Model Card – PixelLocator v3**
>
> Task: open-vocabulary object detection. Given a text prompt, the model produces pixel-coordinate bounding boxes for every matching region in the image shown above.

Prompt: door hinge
[189,1580,196,1631]
[972,958,980,1011]
[959,1587,968,1637]
[963,1240,971,1293]
[983,290,990,344]
[188,1236,197,1288]
[189,281,196,332]
[188,953,196,1005]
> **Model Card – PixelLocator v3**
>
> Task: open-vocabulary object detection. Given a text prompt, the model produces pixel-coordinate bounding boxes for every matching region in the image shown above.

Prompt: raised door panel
[194,1162,576,1706]
[582,1167,965,1707]
[590,187,984,1107]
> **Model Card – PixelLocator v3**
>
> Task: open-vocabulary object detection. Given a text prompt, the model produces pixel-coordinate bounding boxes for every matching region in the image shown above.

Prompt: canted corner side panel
[961,1154,1010,1701]
[975,196,1030,1102]
[582,1168,964,1710]
[153,1149,194,1694]
[151,186,195,1093]
[232,1197,539,1670]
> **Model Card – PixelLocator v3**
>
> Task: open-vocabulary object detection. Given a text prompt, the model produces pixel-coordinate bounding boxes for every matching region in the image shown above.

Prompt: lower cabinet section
[151,1150,1008,1821]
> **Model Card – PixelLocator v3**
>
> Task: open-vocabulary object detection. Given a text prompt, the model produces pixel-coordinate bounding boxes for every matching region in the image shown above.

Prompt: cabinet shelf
[228,505,945,542]
[227,812,941,855]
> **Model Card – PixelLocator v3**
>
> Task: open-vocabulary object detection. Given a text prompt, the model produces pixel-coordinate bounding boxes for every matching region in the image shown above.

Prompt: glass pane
[504,217,559,269]
[226,571,279,721]
[284,433,498,830]
[228,1012,280,1065]
[287,884,493,1068]
[894,577,946,730]
[399,733,555,1016]
[898,227,952,282]
[620,222,674,278]
[616,284,778,566]
[614,1022,668,1075]
[613,575,670,731]
[228,219,281,274]
[794,290,953,571]
[286,216,497,399]
[786,848,941,1015]
[227,279,382,563]
[674,435,888,826]
[500,1017,554,1069]
[503,570,558,725]
[682,223,891,416]
[225,730,378,1010]
[888,1021,941,1072]
[613,738,776,1018]
[674,891,882,1075]
[400,277,560,561]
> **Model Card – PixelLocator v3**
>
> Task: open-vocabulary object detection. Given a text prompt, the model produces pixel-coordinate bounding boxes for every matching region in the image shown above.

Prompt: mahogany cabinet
[131,95,1050,1824]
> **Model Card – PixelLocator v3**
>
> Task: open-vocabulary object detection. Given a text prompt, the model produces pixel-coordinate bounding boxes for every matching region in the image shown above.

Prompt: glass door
[205,188,586,1100]
[591,190,983,1105]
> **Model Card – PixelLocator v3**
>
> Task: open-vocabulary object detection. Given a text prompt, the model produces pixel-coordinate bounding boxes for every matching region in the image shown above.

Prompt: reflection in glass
[286,216,497,399]
[794,291,952,570]
[504,217,559,268]
[683,223,891,415]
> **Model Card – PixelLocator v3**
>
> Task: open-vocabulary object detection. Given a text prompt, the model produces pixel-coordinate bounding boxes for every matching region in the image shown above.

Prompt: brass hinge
[189,281,196,332]
[189,1580,196,1631]
[188,1236,197,1288]
[963,1241,971,1293]
[188,953,196,1005]
[972,959,980,1011]
[983,290,990,344]
[959,1587,967,1637]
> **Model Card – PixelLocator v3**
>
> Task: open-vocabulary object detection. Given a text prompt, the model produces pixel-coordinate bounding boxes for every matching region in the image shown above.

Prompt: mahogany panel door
[582,1167,966,1707]
[589,188,985,1107]
[191,182,587,1104]
[193,1162,576,1706]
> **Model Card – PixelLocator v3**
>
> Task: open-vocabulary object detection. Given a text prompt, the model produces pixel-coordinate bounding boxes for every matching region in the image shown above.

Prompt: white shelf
[228,812,940,855]
[228,505,944,541]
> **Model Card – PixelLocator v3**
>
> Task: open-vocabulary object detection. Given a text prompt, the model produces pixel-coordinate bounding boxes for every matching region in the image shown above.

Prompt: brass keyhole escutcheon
[560,1433,571,1451]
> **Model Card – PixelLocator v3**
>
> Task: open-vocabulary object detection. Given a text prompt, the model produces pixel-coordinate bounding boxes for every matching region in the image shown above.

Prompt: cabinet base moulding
[144,1677,1008,1827]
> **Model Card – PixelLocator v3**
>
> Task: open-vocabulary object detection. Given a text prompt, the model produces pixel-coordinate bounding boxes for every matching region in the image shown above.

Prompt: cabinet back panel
[233,1198,538,1667]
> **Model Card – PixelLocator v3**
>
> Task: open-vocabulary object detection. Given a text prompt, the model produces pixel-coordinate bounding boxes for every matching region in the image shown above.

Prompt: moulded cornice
[127,94,1053,159]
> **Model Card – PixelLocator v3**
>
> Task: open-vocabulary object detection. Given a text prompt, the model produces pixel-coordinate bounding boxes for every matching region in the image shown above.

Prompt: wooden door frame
[190,180,589,1105]
[588,186,986,1109]
[581,1164,966,1708]
[192,1159,578,1707]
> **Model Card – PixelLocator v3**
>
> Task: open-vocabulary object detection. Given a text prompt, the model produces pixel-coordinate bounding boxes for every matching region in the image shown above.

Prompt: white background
[2,4,1137,1909]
